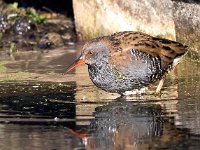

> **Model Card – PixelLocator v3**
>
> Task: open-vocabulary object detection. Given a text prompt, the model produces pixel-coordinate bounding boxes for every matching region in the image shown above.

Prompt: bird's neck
[89,57,108,71]
[88,54,111,79]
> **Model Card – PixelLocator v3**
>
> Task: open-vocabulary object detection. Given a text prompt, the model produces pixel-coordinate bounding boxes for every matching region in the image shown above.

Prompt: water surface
[0,47,200,149]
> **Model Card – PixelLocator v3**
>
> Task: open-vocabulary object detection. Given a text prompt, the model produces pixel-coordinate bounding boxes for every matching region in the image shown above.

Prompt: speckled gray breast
[88,49,168,94]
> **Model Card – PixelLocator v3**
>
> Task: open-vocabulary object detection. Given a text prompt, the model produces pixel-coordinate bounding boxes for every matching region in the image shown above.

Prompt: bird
[66,31,188,95]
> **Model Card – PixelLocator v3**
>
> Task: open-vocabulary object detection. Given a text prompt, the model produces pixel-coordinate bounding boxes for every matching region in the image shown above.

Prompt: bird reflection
[71,101,163,150]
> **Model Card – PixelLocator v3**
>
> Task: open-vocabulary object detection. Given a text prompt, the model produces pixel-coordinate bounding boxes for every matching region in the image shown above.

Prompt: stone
[73,0,175,40]
[73,0,200,53]
[173,2,200,52]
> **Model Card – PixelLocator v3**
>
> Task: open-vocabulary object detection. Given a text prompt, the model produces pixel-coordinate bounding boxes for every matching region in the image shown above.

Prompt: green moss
[0,61,7,73]
[0,32,3,42]
[26,8,46,24]
[0,72,31,81]
[8,2,18,10]
[9,42,17,53]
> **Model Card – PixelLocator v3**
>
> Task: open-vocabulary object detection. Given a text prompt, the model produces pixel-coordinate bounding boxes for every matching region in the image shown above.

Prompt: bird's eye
[88,50,94,55]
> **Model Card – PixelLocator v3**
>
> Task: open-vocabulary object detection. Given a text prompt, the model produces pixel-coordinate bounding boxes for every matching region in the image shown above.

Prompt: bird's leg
[116,95,127,101]
[155,78,165,94]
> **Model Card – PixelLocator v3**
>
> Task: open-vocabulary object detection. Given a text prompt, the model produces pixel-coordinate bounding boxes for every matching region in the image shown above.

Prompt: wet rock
[41,18,76,42]
[172,0,200,3]
[38,32,63,49]
[0,14,10,33]
[0,1,75,52]
[73,0,175,40]
[73,0,200,53]
[13,16,35,35]
[173,2,200,53]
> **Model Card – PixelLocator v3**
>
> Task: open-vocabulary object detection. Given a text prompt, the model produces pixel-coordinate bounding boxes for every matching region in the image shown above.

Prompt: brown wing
[108,31,188,68]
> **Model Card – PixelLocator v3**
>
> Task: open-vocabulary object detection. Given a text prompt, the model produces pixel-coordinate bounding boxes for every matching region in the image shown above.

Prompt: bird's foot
[155,78,165,94]
[123,87,148,96]
[154,91,162,97]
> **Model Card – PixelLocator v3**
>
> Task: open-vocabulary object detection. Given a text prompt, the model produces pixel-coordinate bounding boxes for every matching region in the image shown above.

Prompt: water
[0,46,200,149]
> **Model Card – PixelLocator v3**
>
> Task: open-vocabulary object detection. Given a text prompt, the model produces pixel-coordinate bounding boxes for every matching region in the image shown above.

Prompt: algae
[0,71,32,81]
[0,61,7,73]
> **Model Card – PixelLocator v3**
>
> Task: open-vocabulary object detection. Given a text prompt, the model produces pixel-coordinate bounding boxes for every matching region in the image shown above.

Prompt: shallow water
[0,46,200,150]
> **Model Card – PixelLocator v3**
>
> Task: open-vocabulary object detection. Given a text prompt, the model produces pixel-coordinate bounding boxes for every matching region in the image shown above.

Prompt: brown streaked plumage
[107,32,187,69]
[66,31,188,95]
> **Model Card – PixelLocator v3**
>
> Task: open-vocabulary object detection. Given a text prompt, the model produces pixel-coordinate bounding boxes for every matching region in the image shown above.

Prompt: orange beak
[66,55,86,73]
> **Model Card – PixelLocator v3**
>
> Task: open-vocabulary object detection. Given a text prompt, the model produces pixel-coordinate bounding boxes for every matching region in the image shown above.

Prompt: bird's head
[66,41,109,73]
